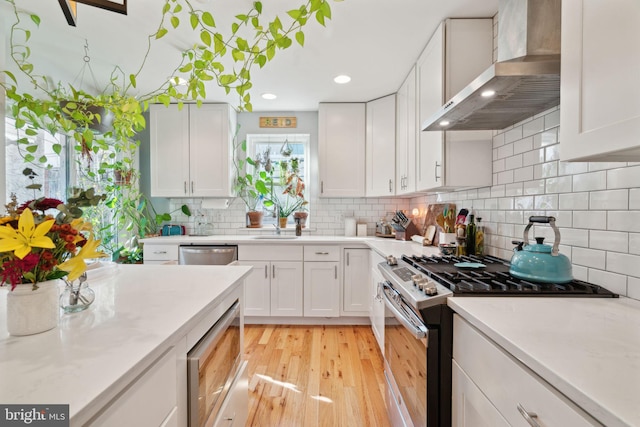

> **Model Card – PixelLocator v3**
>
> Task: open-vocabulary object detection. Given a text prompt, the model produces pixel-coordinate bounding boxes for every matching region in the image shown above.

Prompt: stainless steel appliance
[187,299,241,427]
[179,245,238,265]
[378,254,618,426]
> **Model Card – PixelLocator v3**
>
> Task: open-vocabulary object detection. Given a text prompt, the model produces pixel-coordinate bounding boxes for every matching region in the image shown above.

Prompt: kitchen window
[246,133,309,226]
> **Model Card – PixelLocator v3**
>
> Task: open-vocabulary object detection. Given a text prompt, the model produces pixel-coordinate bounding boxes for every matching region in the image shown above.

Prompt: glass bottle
[295,218,302,236]
[466,214,477,256]
[475,217,484,256]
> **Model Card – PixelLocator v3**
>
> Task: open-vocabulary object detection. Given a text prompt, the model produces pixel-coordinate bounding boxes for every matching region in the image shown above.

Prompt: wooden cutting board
[422,203,456,246]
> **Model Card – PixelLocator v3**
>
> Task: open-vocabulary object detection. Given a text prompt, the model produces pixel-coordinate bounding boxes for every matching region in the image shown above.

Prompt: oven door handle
[381,282,429,340]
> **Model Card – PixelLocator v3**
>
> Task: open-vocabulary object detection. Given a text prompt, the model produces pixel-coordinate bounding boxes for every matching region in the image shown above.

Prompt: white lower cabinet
[142,244,179,265]
[238,261,271,316]
[342,248,370,315]
[369,251,385,354]
[304,261,340,317]
[453,315,601,427]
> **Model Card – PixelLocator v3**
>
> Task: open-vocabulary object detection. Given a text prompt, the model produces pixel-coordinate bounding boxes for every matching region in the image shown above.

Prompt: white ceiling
[2,0,498,112]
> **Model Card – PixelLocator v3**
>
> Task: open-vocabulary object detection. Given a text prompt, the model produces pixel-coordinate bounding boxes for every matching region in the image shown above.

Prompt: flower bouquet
[0,192,106,335]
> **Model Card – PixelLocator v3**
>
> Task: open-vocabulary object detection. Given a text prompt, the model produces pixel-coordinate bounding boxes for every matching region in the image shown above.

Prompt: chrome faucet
[273,205,281,235]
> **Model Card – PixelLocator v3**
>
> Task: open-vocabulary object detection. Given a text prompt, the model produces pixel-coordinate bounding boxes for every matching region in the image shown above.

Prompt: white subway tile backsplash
[514,166,534,182]
[532,129,558,148]
[491,185,506,198]
[556,227,589,247]
[572,265,588,281]
[588,162,627,172]
[515,196,534,210]
[505,154,523,170]
[522,148,544,166]
[522,117,544,137]
[630,189,640,209]
[607,165,640,189]
[514,136,533,155]
[559,192,589,210]
[504,183,523,197]
[523,179,545,195]
[558,161,588,176]
[499,197,514,210]
[607,252,640,278]
[493,132,505,148]
[497,144,514,160]
[573,171,607,192]
[629,277,640,299]
[545,145,560,162]
[498,170,515,185]
[504,127,523,144]
[587,269,627,296]
[534,194,558,210]
[545,176,572,194]
[541,161,558,179]
[573,211,607,230]
[590,189,628,210]
[544,110,560,129]
[572,247,606,269]
[608,211,640,232]
[505,210,523,224]
[590,230,628,252]
[485,198,498,209]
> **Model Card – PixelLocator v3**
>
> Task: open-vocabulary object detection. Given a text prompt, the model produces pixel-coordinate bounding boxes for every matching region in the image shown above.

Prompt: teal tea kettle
[510,216,573,283]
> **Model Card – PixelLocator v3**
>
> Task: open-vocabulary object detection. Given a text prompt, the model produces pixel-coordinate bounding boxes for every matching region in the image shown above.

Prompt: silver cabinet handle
[388,179,392,193]
[272,265,275,279]
[334,265,337,279]
[435,161,441,182]
[321,181,324,194]
[264,264,268,279]
[153,251,167,254]
[347,252,350,266]
[517,403,540,427]
[315,252,330,255]
[191,181,194,193]
[184,181,187,194]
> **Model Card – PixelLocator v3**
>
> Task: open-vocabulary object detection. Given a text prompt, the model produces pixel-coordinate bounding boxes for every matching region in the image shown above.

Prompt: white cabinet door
[342,249,370,315]
[150,104,235,197]
[416,20,493,192]
[303,261,340,317]
[370,263,385,354]
[149,104,190,197]
[452,360,510,427]
[366,94,396,197]
[270,261,303,316]
[318,103,366,197]
[189,104,235,197]
[396,67,417,195]
[238,261,271,316]
[560,1,640,161]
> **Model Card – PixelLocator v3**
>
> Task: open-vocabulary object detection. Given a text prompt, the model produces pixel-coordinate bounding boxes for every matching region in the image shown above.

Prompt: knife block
[395,221,420,241]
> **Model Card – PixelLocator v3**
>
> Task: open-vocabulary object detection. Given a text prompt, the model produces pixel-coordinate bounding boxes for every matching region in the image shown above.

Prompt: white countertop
[140,234,442,259]
[0,264,251,424]
[448,296,640,427]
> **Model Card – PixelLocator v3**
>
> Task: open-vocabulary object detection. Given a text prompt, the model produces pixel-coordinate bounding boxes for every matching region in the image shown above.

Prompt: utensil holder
[395,222,420,241]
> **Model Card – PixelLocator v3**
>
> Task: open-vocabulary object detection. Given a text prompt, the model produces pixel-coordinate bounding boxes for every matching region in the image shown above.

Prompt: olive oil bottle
[466,214,477,256]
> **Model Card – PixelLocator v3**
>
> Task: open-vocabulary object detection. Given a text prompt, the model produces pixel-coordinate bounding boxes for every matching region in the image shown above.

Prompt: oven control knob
[424,282,438,296]
[411,274,423,287]
[386,255,397,266]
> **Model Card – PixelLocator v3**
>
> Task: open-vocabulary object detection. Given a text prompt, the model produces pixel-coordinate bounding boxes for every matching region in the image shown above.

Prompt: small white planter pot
[6,280,60,336]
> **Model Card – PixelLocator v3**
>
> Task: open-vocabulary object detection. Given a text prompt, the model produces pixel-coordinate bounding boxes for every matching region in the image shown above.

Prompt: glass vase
[60,279,95,313]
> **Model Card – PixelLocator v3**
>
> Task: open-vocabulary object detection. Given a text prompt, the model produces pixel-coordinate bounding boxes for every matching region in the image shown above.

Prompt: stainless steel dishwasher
[178,245,238,265]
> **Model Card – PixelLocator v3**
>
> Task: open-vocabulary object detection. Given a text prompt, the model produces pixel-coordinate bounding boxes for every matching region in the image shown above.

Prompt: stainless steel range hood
[422,0,561,131]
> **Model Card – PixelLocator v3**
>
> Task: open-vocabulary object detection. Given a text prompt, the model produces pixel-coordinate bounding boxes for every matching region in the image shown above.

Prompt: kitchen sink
[251,235,298,239]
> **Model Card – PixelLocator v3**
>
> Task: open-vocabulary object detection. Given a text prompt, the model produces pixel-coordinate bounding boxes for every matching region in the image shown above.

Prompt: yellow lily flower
[58,238,107,281]
[0,208,55,259]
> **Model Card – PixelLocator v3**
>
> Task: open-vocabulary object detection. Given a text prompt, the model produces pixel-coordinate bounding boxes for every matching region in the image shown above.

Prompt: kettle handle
[523,216,561,256]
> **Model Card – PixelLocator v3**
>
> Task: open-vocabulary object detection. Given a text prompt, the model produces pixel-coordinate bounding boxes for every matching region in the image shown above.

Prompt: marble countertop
[448,296,640,427]
[0,264,251,424]
[140,234,442,259]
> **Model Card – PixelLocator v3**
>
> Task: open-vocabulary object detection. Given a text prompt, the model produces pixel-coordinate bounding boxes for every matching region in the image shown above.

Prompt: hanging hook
[83,39,90,63]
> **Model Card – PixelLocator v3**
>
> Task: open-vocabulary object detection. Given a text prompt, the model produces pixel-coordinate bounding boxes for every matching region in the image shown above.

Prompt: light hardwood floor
[244,325,391,427]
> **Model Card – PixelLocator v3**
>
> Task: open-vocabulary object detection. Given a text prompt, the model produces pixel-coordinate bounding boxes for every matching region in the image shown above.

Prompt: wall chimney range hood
[422,0,561,131]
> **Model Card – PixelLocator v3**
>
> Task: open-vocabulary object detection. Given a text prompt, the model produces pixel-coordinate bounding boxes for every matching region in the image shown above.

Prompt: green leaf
[200,30,212,46]
[254,1,262,13]
[25,129,38,136]
[256,54,266,68]
[316,11,325,26]
[232,49,245,61]
[24,154,35,163]
[266,42,276,61]
[38,155,47,163]
[202,11,216,27]
[255,180,268,194]
[320,1,332,19]
[173,4,182,13]
[26,145,38,153]
[232,22,239,33]
[171,16,180,29]
[236,14,248,22]
[129,73,137,88]
[295,31,305,46]
[156,28,168,39]
[181,205,192,216]
[30,14,40,26]
[190,13,199,29]
[162,2,170,13]
[214,33,225,53]
[4,71,17,84]
[287,9,301,20]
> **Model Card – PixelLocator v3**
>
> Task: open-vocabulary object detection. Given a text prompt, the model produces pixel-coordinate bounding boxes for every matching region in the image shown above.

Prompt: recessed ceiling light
[261,93,277,100]
[333,75,351,84]
[481,90,496,97]
[439,120,450,126]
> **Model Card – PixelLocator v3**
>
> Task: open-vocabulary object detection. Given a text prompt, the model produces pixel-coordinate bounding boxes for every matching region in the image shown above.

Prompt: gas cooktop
[401,254,619,297]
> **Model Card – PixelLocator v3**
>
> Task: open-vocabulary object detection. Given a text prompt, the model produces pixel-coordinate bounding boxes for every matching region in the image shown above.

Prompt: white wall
[1,14,6,206]
[411,106,640,300]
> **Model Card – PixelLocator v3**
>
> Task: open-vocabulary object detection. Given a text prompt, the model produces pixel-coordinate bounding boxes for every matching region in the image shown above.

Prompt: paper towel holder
[201,199,230,209]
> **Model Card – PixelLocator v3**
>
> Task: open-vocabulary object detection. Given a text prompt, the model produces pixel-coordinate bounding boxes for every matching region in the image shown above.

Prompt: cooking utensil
[510,216,573,283]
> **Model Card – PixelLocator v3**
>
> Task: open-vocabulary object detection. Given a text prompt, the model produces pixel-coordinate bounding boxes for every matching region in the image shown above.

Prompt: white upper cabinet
[318,103,366,197]
[560,1,640,161]
[150,103,236,198]
[416,19,494,192]
[395,67,417,195]
[366,94,397,197]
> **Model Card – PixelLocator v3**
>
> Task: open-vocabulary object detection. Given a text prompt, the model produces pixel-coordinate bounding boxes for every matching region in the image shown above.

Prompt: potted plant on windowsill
[269,165,307,228]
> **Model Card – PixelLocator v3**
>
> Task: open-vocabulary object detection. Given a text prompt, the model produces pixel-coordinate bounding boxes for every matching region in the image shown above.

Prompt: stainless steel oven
[187,299,241,427]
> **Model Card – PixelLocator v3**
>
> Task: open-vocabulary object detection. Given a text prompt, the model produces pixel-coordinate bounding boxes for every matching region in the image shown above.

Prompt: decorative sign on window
[259,117,297,128]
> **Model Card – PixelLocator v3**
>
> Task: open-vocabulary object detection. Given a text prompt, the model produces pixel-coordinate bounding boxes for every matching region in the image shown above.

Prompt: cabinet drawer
[214,360,249,427]
[304,245,340,261]
[143,244,179,262]
[239,244,302,261]
[453,316,601,426]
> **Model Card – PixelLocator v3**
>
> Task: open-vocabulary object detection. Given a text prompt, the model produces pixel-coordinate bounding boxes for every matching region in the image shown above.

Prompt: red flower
[17,198,64,214]
[1,253,41,290]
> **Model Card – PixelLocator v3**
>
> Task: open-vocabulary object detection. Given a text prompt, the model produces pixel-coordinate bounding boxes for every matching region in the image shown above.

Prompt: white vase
[6,280,60,336]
